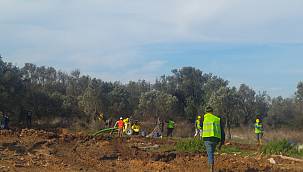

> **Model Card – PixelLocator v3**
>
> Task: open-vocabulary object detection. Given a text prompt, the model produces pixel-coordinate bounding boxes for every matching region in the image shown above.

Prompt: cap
[206,106,213,113]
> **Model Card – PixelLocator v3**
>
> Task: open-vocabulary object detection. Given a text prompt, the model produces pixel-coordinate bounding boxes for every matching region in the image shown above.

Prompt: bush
[176,139,205,153]
[261,139,297,155]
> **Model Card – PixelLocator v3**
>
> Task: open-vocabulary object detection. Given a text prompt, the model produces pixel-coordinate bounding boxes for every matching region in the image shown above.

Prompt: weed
[261,139,302,157]
[221,146,241,154]
[175,138,205,153]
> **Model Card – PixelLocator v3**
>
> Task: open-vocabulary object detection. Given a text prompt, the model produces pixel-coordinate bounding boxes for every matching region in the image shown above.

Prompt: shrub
[261,139,297,155]
[176,139,205,153]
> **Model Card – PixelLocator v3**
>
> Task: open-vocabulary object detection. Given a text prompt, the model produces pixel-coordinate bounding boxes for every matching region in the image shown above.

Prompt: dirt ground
[0,129,303,172]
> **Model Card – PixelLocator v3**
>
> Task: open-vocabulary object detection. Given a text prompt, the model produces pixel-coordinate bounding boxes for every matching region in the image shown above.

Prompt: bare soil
[0,129,303,172]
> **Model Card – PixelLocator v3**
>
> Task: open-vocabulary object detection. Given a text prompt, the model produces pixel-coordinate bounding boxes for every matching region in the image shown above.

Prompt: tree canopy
[0,57,302,129]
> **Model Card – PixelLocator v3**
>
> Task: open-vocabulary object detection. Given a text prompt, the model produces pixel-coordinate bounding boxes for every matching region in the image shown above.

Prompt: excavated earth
[0,129,303,172]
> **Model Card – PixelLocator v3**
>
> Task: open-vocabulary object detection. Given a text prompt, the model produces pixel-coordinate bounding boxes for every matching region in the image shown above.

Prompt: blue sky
[1,0,303,97]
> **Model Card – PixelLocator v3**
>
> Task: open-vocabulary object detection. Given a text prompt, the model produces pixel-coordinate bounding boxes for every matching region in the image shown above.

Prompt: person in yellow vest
[97,112,104,121]
[131,120,141,135]
[166,119,175,137]
[123,118,129,133]
[202,107,225,172]
[194,115,202,139]
[255,118,264,145]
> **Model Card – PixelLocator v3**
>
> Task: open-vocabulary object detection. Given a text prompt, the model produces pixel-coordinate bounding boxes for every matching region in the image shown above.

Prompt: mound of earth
[0,129,302,172]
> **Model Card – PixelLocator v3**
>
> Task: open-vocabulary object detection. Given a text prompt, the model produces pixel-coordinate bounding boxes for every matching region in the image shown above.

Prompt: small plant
[261,139,297,155]
[221,146,241,154]
[175,139,205,153]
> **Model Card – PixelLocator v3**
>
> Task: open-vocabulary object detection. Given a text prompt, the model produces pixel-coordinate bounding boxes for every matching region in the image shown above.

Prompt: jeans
[204,140,218,165]
[167,128,173,137]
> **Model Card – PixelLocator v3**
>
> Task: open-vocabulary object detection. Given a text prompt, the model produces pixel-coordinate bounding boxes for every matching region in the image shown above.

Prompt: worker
[123,117,129,133]
[166,119,175,137]
[255,118,264,145]
[131,120,141,135]
[0,112,3,129]
[97,112,104,121]
[1,112,9,130]
[26,110,32,128]
[194,115,202,139]
[115,117,124,137]
[105,118,112,128]
[202,107,225,172]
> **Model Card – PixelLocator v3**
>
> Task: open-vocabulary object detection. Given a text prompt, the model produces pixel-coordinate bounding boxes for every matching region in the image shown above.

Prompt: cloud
[86,60,167,83]
[1,0,303,95]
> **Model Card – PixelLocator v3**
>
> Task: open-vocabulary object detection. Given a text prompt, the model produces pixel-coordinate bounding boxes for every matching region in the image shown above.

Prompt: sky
[1,0,303,97]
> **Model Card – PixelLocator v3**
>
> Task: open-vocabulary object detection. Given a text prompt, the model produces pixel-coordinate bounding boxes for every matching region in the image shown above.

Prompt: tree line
[0,56,302,131]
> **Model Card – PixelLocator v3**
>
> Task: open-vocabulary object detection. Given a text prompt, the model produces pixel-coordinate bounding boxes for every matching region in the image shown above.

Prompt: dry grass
[230,127,303,144]
[140,120,194,138]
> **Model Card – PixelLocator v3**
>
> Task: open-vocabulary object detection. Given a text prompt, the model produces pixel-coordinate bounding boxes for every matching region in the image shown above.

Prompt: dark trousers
[3,119,9,129]
[167,128,174,137]
[26,117,32,128]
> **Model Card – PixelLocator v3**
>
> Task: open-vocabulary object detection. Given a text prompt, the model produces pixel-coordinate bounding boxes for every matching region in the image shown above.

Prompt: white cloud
[1,0,303,84]
[87,60,167,83]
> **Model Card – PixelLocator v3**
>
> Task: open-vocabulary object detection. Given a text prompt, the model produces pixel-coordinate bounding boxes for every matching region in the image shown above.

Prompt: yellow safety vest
[196,119,201,129]
[132,124,140,132]
[202,113,221,139]
[255,123,263,134]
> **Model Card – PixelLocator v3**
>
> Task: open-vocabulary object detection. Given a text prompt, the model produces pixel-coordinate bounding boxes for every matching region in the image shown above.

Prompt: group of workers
[112,116,176,138]
[114,117,141,137]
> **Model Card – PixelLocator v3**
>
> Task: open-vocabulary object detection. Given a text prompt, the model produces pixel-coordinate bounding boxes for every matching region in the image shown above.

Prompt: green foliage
[296,82,303,102]
[137,90,177,119]
[0,56,303,130]
[175,139,205,153]
[261,139,297,155]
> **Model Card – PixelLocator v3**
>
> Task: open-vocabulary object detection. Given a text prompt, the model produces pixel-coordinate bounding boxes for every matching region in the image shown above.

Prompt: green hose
[92,127,117,136]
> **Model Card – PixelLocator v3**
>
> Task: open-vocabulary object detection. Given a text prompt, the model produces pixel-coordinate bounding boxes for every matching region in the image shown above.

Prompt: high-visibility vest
[202,113,221,139]
[196,119,201,129]
[132,124,140,132]
[167,120,175,129]
[118,120,124,129]
[255,123,263,134]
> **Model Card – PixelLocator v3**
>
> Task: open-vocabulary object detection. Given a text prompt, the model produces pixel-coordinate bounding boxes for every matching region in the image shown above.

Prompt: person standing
[131,120,141,135]
[26,110,32,128]
[255,118,264,145]
[202,107,225,172]
[123,117,130,133]
[105,118,112,128]
[3,112,9,130]
[166,119,175,137]
[194,115,202,139]
[0,112,3,129]
[114,117,124,137]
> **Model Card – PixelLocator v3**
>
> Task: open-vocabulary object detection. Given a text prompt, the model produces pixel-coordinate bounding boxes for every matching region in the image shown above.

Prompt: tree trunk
[225,115,232,140]
[227,121,232,140]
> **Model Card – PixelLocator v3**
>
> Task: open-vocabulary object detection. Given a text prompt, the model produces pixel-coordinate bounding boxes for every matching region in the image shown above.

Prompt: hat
[120,117,123,120]
[205,106,213,113]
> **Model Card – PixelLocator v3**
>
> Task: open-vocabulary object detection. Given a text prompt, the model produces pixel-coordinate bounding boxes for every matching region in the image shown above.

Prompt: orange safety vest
[118,120,124,129]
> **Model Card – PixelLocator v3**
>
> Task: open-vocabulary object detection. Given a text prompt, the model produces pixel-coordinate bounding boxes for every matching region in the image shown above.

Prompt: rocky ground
[0,129,302,172]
